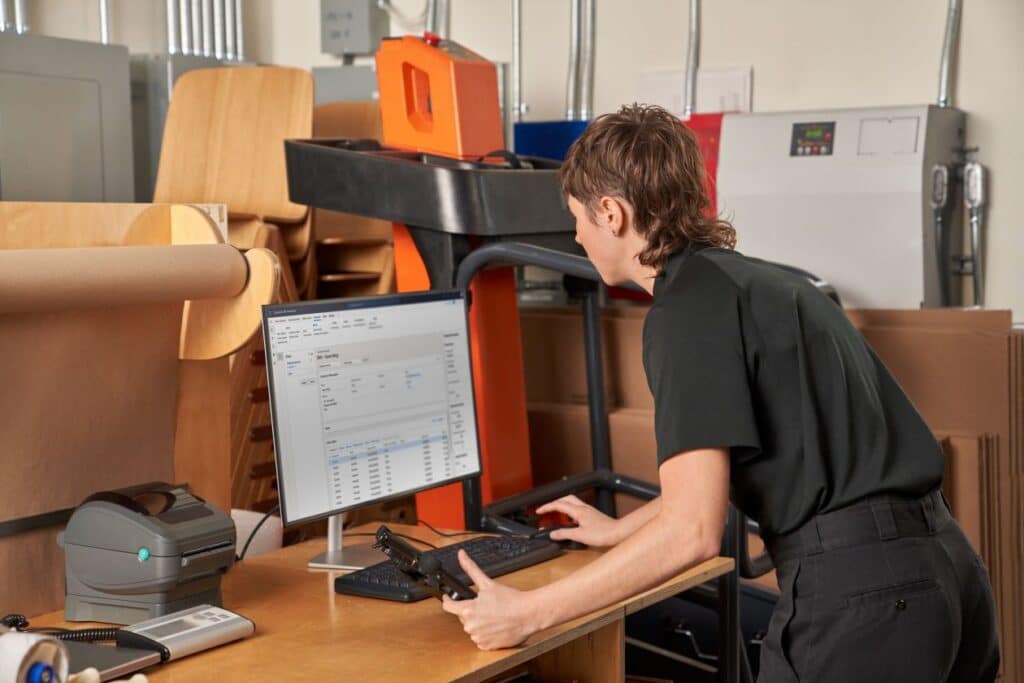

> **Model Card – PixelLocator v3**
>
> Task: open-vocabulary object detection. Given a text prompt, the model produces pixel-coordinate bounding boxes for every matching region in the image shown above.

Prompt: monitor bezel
[261,289,483,527]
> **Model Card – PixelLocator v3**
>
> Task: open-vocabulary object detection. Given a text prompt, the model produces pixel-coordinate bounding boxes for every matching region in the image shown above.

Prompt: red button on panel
[423,31,441,46]
[812,145,819,154]
[825,132,832,140]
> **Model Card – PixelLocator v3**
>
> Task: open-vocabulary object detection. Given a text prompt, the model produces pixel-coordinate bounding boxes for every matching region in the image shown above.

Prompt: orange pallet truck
[286,34,577,528]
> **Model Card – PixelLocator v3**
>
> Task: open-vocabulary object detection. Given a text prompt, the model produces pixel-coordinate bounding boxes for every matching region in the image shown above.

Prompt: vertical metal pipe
[578,0,595,120]
[13,0,27,33]
[213,0,224,59]
[99,0,111,43]
[166,0,179,55]
[436,0,450,38]
[201,0,212,56]
[566,0,582,120]
[191,0,202,54]
[683,0,700,118]
[512,0,523,122]
[0,0,9,33]
[224,0,235,61]
[937,0,962,108]
[234,0,244,61]
[425,0,438,34]
[179,0,192,54]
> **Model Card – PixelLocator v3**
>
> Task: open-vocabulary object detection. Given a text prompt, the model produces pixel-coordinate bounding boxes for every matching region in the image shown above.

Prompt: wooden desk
[37,525,733,682]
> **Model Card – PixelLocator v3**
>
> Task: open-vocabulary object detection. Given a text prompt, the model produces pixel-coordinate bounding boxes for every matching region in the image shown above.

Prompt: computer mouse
[530,525,584,549]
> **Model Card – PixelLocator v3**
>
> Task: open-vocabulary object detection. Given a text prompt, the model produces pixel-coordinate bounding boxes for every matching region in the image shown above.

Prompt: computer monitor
[262,290,482,569]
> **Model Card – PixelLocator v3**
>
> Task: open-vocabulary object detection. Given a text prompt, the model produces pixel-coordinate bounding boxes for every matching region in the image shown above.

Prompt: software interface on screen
[263,291,482,525]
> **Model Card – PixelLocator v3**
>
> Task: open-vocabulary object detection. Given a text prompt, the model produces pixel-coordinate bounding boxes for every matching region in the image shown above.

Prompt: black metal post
[718,506,742,683]
[581,286,614,516]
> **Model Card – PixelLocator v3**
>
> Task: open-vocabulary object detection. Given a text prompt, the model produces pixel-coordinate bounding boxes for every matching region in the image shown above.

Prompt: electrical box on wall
[320,0,389,57]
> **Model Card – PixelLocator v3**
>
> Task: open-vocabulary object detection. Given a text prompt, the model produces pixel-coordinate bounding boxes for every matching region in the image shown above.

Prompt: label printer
[57,483,236,625]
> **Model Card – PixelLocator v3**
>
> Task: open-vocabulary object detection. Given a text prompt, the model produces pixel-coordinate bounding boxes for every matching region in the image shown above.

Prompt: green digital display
[804,129,824,139]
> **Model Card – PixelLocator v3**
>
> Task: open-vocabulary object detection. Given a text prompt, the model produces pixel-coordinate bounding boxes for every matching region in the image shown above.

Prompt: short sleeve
[642,272,761,466]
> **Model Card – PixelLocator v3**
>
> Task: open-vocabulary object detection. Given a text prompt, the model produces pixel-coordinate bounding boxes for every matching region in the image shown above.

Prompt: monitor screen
[262,291,482,526]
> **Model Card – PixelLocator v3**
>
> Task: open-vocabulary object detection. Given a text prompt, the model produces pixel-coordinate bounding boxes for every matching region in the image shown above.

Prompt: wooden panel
[528,618,624,683]
[154,67,313,223]
[174,357,232,512]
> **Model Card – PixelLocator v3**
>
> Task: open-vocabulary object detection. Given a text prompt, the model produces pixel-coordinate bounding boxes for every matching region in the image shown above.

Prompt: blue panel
[514,120,589,161]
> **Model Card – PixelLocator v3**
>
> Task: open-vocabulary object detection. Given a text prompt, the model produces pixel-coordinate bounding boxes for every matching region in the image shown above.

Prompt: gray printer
[57,483,236,625]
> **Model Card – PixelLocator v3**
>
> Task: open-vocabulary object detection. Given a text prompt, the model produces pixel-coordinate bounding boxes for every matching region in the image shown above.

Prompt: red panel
[682,112,725,215]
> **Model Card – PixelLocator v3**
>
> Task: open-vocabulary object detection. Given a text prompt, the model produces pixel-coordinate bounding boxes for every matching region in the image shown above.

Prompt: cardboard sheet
[0,304,180,523]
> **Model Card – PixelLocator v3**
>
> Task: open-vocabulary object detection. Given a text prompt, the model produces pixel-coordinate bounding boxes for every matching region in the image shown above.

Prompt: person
[441,104,999,682]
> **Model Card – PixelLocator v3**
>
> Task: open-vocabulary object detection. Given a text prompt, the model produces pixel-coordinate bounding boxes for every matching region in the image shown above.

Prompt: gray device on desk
[63,605,254,681]
[57,483,236,625]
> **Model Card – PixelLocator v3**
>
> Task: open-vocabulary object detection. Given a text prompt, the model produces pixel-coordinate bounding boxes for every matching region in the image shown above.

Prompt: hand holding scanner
[373,526,477,601]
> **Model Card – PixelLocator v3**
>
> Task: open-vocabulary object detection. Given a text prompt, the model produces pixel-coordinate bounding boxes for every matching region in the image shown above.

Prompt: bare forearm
[612,497,662,543]
[526,510,717,630]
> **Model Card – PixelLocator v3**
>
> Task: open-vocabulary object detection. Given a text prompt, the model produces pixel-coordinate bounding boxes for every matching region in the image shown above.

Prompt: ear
[596,196,630,236]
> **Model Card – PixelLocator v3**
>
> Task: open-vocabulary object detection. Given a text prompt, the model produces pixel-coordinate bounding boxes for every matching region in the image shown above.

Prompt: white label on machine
[858,117,920,156]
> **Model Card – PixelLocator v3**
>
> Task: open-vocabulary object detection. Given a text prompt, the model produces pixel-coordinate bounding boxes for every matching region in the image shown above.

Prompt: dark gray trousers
[758,490,1000,682]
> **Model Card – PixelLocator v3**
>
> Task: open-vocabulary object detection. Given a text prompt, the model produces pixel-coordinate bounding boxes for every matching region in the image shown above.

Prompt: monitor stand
[308,514,388,571]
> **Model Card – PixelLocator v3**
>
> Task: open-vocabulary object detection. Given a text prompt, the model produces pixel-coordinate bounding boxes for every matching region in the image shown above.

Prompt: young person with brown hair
[442,104,999,682]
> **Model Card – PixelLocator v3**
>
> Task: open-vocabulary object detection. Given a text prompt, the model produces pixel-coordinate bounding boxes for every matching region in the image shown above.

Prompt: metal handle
[964,160,986,306]
[930,164,950,307]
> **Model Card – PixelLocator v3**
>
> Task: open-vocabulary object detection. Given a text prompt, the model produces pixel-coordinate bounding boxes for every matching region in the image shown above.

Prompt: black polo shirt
[642,243,944,536]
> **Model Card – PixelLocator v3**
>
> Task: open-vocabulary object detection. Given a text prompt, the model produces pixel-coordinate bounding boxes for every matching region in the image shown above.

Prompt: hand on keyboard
[536,494,623,547]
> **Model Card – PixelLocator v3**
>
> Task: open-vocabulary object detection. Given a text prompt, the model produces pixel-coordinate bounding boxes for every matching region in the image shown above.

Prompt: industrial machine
[57,483,236,625]
[717,105,966,308]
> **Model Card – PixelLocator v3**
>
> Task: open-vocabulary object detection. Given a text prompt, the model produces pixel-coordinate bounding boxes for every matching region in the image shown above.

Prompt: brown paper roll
[0,244,248,313]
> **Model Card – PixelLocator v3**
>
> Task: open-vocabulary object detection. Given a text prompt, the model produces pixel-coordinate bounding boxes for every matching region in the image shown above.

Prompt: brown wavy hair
[560,104,736,272]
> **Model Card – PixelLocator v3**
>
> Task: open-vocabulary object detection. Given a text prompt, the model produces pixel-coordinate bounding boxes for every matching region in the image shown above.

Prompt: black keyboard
[335,534,563,602]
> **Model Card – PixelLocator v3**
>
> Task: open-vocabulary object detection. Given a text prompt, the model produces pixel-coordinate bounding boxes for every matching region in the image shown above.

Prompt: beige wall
[25,0,1023,315]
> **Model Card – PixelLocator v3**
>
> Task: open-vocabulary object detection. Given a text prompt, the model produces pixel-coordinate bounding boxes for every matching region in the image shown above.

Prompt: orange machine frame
[376,35,533,528]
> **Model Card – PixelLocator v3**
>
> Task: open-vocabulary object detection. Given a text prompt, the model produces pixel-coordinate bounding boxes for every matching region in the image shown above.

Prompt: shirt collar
[652,240,701,299]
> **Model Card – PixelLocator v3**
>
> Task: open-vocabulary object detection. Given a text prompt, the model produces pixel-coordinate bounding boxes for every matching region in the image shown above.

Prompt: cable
[417,519,485,539]
[345,531,439,550]
[2,614,119,642]
[236,504,280,562]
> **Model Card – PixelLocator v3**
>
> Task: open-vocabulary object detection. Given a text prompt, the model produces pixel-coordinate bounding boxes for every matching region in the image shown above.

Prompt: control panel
[790,121,835,157]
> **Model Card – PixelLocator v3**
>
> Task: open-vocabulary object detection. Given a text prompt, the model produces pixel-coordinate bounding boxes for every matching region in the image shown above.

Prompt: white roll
[0,628,70,683]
